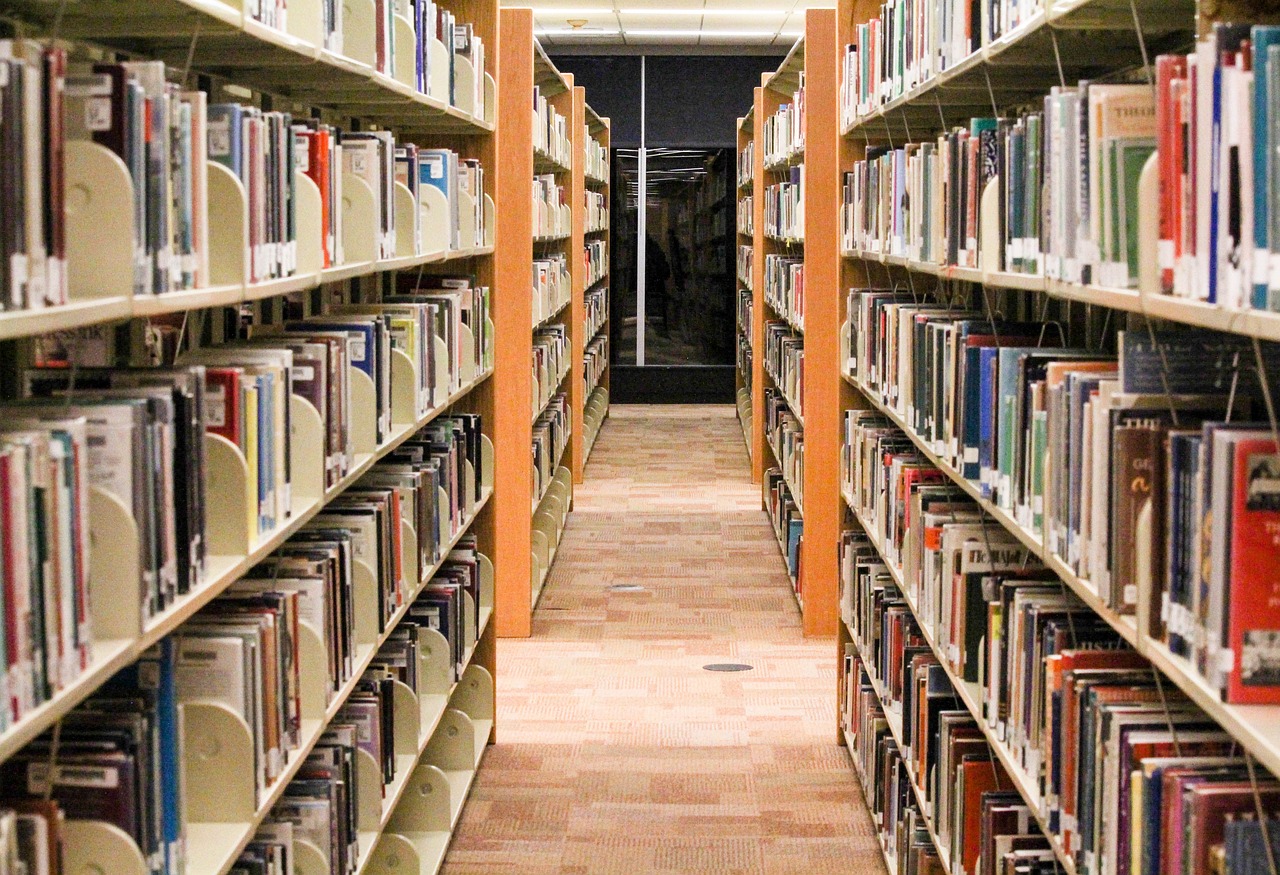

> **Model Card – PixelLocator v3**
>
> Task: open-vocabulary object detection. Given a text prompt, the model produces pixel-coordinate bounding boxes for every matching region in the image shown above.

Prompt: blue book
[256,373,271,533]
[1254,28,1280,308]
[206,103,244,176]
[977,347,1000,496]
[1167,432,1201,658]
[787,519,802,577]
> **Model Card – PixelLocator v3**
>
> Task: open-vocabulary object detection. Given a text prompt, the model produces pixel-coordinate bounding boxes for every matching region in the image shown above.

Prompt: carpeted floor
[441,405,885,874]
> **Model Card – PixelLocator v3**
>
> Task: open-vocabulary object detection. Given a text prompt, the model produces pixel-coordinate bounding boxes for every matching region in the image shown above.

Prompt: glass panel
[640,148,736,366]
[610,148,640,367]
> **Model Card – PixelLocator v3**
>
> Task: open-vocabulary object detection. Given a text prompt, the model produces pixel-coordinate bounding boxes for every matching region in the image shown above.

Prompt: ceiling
[508,0,824,48]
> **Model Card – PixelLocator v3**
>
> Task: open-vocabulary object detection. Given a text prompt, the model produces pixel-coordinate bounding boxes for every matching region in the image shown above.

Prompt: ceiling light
[617,7,787,14]
[534,26,620,34]
[625,28,784,36]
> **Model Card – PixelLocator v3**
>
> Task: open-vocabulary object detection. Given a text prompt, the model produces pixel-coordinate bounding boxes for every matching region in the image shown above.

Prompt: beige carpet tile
[440,406,884,875]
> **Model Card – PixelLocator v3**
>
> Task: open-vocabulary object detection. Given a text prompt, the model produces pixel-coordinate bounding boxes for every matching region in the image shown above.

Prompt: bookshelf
[749,12,840,638]
[830,0,1280,873]
[0,1,503,872]
[494,9,574,636]
[579,98,611,473]
[736,108,756,470]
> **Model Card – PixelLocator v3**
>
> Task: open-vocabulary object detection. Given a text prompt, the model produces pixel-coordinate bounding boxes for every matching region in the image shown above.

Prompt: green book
[1030,409,1048,534]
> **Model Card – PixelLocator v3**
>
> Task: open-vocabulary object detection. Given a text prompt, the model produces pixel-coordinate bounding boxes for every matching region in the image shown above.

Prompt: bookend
[286,0,327,48]
[454,54,476,117]
[390,348,420,424]
[205,433,254,556]
[456,189,478,250]
[484,74,497,127]
[453,665,495,762]
[290,395,327,505]
[183,702,258,823]
[88,486,146,641]
[393,182,421,262]
[483,194,496,247]
[341,171,379,266]
[61,819,149,875]
[343,0,378,69]
[349,366,379,457]
[419,184,451,259]
[65,141,135,303]
[207,161,250,288]
[432,334,450,404]
[428,39,451,104]
[392,14,417,89]
[294,170,326,276]
[422,708,480,827]
[458,325,476,387]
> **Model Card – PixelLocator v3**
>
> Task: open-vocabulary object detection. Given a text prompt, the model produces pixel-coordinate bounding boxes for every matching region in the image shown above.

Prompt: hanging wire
[1150,668,1182,757]
[1252,338,1280,452]
[1128,0,1155,90]
[1048,27,1068,90]
[40,720,62,802]
[180,19,203,89]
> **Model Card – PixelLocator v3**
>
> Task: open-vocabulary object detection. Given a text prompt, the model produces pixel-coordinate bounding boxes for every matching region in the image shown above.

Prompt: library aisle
[442,406,883,874]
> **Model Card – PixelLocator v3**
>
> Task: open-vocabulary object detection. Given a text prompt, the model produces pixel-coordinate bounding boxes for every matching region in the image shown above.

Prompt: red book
[301,130,332,267]
[1225,437,1280,703]
[203,367,243,446]
[959,756,1007,875]
[43,48,66,302]
[1155,55,1187,294]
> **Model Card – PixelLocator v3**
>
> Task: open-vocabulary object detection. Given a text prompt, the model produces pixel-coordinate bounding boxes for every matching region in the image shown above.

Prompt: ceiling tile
[698,31,783,44]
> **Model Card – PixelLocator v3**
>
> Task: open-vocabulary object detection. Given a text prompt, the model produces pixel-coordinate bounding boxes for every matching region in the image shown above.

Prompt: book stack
[585,239,607,287]
[764,320,804,420]
[584,129,608,183]
[533,173,570,239]
[738,195,754,236]
[0,642,182,875]
[737,140,755,189]
[0,406,487,873]
[0,43,68,313]
[533,394,569,505]
[737,287,753,339]
[840,640,1056,875]
[231,536,485,874]
[845,288,1280,707]
[765,467,803,587]
[763,77,804,168]
[764,168,805,242]
[584,335,609,398]
[766,388,804,512]
[837,402,1280,875]
[533,324,570,416]
[534,88,571,169]
[839,0,981,130]
[584,190,607,233]
[764,254,804,329]
[387,275,495,398]
[585,286,609,340]
[533,254,570,325]
[737,244,754,286]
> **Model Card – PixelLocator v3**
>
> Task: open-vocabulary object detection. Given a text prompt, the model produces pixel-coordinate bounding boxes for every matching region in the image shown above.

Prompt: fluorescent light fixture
[625,28,781,36]
[534,26,621,34]
[618,7,787,14]
[530,6,794,14]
